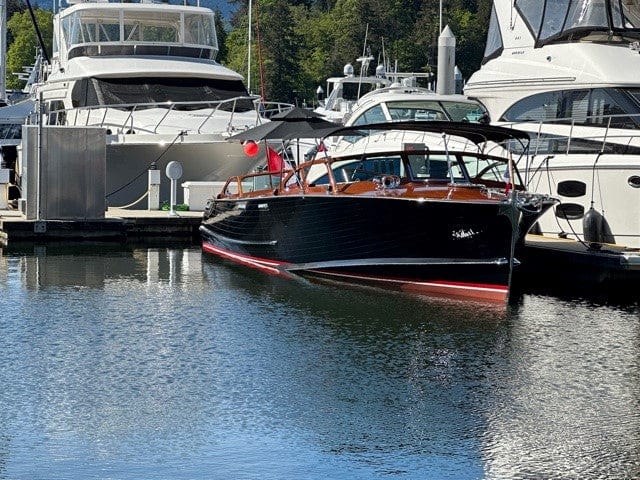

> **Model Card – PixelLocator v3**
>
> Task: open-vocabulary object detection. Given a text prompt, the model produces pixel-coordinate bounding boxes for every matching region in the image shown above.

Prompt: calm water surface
[0,245,639,479]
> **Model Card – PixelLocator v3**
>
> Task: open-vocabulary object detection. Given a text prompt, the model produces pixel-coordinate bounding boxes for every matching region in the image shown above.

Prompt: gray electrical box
[22,125,106,220]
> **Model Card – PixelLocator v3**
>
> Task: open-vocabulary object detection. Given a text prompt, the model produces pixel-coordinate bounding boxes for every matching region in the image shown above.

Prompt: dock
[517,234,640,295]
[0,208,203,246]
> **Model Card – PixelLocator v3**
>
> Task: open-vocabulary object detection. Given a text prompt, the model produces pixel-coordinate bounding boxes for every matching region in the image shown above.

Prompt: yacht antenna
[25,0,50,65]
[356,24,373,99]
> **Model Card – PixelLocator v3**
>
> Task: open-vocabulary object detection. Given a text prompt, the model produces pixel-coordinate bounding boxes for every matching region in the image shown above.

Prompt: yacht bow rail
[499,113,640,156]
[47,97,293,135]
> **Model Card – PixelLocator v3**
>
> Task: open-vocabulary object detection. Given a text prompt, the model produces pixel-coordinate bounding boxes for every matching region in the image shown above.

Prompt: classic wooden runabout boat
[200,122,557,302]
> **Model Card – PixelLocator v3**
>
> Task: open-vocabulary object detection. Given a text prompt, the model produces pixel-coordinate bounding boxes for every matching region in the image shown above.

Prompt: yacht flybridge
[465,0,640,250]
[32,0,286,208]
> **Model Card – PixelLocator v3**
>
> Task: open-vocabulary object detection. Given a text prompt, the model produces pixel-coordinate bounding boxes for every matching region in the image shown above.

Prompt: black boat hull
[201,194,522,302]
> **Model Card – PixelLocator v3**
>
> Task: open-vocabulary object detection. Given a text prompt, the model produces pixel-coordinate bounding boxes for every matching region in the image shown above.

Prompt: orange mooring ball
[243,141,259,157]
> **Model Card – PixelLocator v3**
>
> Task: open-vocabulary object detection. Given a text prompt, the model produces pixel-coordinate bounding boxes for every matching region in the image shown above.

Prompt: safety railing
[47,97,294,135]
[498,113,640,156]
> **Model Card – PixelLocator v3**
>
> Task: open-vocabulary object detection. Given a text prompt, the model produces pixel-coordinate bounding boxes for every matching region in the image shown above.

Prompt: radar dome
[343,63,354,77]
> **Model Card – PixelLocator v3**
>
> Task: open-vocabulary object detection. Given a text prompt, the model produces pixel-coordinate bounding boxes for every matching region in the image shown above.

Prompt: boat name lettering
[451,228,479,240]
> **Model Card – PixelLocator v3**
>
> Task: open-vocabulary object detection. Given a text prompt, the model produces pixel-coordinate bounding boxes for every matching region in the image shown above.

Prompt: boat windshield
[307,151,518,187]
[60,7,218,57]
[351,100,488,125]
[515,0,640,46]
[71,77,255,111]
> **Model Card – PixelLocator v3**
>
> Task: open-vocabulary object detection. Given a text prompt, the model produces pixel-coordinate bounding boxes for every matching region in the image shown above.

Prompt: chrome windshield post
[442,132,454,184]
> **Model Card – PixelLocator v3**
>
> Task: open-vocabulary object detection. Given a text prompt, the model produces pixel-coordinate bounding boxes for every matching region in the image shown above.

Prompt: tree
[6,8,53,90]
[213,7,229,63]
[254,0,300,103]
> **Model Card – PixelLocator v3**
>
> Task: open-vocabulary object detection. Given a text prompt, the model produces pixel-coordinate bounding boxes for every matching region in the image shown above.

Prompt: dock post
[148,168,160,210]
[0,168,9,209]
[165,161,183,217]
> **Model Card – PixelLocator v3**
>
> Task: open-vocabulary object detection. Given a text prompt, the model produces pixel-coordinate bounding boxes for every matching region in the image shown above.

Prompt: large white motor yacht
[465,0,640,249]
[31,0,286,208]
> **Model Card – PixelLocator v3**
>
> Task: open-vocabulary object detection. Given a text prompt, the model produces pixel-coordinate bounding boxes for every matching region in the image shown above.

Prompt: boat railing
[49,97,293,135]
[221,158,336,198]
[499,112,640,156]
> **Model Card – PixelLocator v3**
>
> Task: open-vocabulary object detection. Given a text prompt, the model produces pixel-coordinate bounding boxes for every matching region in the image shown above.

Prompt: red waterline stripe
[202,242,508,302]
[306,270,508,303]
[202,242,289,276]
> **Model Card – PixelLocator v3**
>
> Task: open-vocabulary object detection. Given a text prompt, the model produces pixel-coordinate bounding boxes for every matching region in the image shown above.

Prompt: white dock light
[165,161,183,217]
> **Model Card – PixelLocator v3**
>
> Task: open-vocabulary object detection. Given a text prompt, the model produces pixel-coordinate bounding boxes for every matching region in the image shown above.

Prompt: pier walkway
[0,208,203,246]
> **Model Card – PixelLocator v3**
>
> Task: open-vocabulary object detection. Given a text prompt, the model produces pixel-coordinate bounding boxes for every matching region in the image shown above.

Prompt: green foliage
[6,8,53,91]
[2,0,490,103]
[213,8,229,63]
[225,0,489,104]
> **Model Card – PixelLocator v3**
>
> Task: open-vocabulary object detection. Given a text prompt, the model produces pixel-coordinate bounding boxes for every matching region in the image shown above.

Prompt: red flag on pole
[267,147,285,172]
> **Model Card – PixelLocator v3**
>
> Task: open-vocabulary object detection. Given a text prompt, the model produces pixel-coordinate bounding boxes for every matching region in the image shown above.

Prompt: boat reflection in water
[201,121,557,303]
[0,247,639,477]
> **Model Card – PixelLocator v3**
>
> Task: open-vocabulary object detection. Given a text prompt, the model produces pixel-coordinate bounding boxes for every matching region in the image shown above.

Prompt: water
[0,244,639,479]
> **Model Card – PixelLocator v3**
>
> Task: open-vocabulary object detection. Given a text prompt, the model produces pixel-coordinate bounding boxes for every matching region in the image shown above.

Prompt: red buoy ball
[243,141,259,157]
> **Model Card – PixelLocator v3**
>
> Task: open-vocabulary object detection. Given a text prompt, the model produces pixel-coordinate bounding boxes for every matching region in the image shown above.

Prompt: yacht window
[619,1,640,28]
[61,9,218,50]
[539,0,571,43]
[502,90,567,123]
[483,4,504,63]
[440,102,489,123]
[71,77,254,111]
[516,0,640,47]
[514,0,545,38]
[184,13,217,48]
[562,90,590,124]
[565,0,608,31]
[588,89,628,127]
[388,101,446,121]
[123,11,181,43]
[98,19,120,42]
[351,105,386,126]
[387,100,447,121]
[503,88,640,128]
[344,82,378,102]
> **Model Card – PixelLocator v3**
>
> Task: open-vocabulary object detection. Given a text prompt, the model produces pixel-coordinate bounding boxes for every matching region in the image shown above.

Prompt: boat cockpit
[54,2,219,62]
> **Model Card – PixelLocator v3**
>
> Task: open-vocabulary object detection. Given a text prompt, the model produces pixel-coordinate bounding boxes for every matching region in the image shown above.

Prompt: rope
[106,130,185,198]
[111,190,149,209]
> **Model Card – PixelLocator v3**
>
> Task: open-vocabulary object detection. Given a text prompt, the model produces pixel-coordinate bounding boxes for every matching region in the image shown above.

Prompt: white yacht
[344,85,488,127]
[465,0,640,249]
[297,85,489,164]
[30,0,286,208]
[314,54,434,124]
[313,61,393,123]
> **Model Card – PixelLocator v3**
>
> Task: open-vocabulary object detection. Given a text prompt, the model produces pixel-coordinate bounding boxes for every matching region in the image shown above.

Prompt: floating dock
[0,208,203,246]
[516,234,640,294]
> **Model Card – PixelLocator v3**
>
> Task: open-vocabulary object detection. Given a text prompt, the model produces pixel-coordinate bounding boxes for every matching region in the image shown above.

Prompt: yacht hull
[106,138,264,209]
